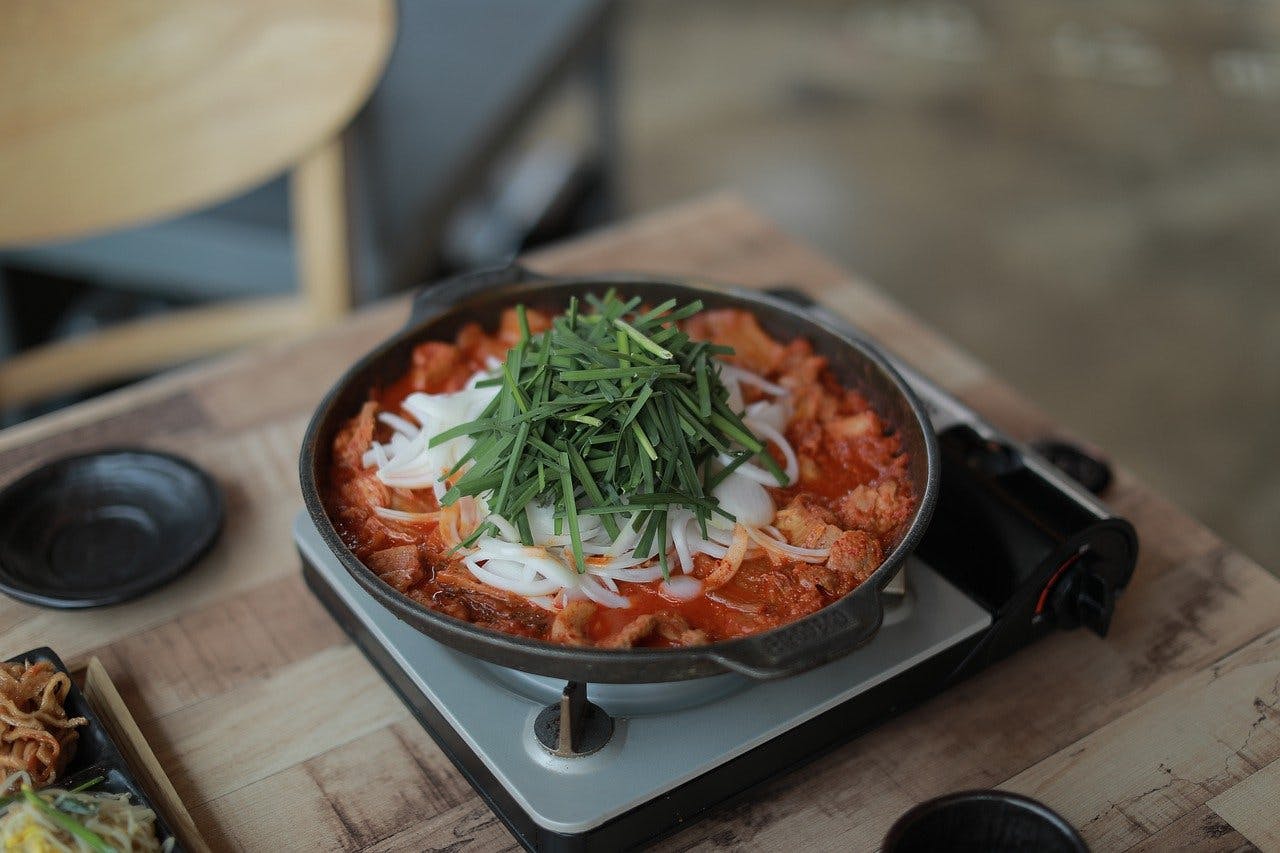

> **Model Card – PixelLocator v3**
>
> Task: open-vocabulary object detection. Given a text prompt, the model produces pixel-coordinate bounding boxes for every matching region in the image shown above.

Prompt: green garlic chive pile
[431,291,788,575]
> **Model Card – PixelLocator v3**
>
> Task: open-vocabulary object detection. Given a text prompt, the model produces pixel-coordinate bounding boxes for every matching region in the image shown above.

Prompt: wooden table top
[0,197,1276,851]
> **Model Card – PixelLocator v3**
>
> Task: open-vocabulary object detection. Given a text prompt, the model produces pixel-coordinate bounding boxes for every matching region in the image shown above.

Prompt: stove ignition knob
[1050,558,1116,637]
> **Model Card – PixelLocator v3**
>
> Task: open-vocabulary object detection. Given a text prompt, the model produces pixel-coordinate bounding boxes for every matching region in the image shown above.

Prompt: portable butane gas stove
[297,293,1138,852]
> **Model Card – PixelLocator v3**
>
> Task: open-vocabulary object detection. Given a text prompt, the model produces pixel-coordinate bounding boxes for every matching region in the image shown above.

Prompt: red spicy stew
[326,307,916,648]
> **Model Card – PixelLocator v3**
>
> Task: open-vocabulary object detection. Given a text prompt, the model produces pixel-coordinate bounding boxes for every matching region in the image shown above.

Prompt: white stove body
[294,511,990,835]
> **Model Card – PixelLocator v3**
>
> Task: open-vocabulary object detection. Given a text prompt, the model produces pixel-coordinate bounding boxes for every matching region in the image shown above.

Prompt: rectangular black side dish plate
[5,647,181,851]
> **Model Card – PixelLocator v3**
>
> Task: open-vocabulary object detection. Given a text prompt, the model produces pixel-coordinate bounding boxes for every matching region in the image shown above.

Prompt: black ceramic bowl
[883,790,1088,853]
[0,449,222,608]
[300,264,939,683]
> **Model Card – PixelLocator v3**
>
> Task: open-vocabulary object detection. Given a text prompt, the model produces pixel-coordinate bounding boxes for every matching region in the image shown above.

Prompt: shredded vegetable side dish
[327,293,916,648]
[0,771,172,853]
[0,662,87,789]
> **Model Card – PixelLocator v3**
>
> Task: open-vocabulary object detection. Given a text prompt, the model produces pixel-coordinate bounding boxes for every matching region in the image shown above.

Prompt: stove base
[308,559,982,851]
[295,512,990,852]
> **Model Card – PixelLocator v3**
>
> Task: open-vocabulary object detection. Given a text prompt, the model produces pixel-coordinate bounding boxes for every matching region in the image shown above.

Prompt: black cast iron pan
[300,264,939,682]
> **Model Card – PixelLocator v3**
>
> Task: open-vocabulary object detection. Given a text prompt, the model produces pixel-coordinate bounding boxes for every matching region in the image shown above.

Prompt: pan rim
[300,267,939,682]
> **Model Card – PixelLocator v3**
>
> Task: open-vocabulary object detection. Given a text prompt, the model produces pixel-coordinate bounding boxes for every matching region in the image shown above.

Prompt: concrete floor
[619,0,1279,568]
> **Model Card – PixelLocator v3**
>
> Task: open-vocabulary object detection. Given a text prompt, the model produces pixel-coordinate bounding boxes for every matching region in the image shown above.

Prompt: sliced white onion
[710,473,775,530]
[471,558,524,580]
[589,563,667,583]
[745,400,788,433]
[705,524,737,547]
[717,455,785,487]
[660,575,704,601]
[744,418,799,485]
[606,514,643,556]
[463,556,562,596]
[582,531,647,557]
[669,511,694,573]
[378,411,419,437]
[471,538,580,587]
[720,363,789,397]
[376,474,441,490]
[578,576,630,608]
[378,465,440,487]
[486,513,520,542]
[688,533,729,559]
[743,525,830,563]
[374,507,439,523]
[378,427,432,474]
[586,552,654,571]
[525,502,558,541]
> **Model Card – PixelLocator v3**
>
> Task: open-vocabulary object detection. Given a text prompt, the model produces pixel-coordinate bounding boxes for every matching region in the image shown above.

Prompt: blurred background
[1,0,1276,567]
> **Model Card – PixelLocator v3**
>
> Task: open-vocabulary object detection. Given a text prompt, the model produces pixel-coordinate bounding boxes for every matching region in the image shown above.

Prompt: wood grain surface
[82,657,211,853]
[0,196,1275,852]
[0,0,394,245]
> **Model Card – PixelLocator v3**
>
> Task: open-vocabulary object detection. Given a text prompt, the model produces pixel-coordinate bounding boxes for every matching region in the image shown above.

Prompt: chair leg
[588,5,622,219]
[290,135,356,324]
[0,268,15,359]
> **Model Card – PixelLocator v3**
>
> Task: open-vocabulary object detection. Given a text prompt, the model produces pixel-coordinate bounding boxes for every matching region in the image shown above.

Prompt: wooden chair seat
[0,0,394,406]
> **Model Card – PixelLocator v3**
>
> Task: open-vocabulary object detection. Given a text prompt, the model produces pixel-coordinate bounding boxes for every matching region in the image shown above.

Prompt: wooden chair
[0,0,395,407]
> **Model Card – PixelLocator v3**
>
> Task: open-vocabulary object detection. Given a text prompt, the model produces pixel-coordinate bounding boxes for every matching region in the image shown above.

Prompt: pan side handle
[408,262,552,328]
[704,586,886,679]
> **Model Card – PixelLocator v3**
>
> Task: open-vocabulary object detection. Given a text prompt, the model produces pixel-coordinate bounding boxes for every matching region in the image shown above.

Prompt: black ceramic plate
[0,449,222,608]
[55,763,182,851]
[3,648,181,850]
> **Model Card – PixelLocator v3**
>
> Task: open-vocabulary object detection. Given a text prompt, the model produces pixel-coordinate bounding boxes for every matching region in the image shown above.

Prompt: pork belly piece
[550,600,597,646]
[774,495,844,550]
[837,479,912,538]
[825,410,880,441]
[686,309,785,375]
[410,341,466,393]
[366,544,423,593]
[337,470,391,516]
[600,613,709,648]
[828,529,883,583]
[427,569,552,638]
[333,400,379,470]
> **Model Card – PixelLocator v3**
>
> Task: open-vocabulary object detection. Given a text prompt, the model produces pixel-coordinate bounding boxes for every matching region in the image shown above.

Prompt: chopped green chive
[614,318,674,360]
[436,292,783,554]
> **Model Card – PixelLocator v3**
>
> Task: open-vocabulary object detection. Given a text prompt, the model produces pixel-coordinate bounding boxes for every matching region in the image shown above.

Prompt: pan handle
[407,262,552,328]
[705,586,886,679]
